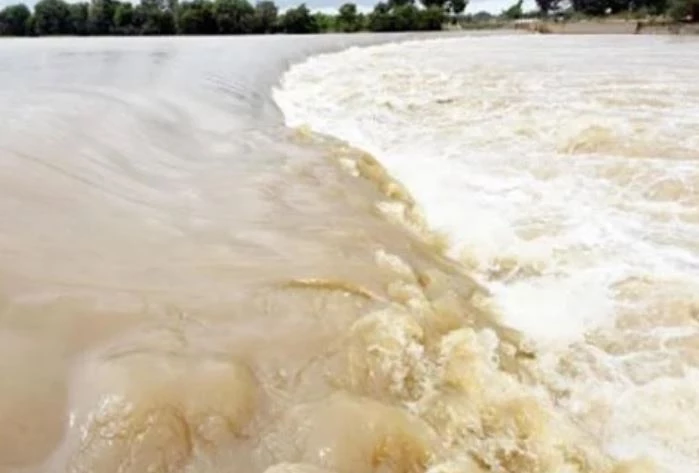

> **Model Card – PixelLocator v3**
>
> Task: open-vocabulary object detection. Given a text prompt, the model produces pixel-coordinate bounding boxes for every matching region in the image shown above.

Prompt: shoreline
[509,18,699,35]
[2,21,698,39]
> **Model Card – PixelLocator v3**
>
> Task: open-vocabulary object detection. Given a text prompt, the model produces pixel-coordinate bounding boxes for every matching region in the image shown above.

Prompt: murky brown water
[0,34,480,473]
[0,34,694,473]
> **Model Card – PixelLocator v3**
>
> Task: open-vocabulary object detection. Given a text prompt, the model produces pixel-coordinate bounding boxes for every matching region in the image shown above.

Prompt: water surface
[277,34,699,473]
[1,33,696,473]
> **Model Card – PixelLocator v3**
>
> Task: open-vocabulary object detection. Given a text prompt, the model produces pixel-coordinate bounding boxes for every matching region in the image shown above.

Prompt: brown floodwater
[0,34,694,473]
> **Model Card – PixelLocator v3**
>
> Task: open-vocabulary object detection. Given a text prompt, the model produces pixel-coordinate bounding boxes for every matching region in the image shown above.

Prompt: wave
[273,35,699,473]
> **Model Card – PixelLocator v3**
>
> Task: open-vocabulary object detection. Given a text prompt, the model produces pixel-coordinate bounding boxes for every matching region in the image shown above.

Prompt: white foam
[274,35,699,472]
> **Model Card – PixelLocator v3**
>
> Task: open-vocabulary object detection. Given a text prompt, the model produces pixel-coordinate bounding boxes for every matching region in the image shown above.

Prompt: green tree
[34,0,72,35]
[418,5,445,28]
[368,0,442,31]
[160,10,177,33]
[141,8,176,33]
[535,0,560,14]
[502,0,523,17]
[636,0,668,14]
[88,0,116,33]
[68,2,89,34]
[313,11,335,31]
[472,10,493,20]
[388,0,413,7]
[570,0,630,14]
[420,0,464,17]
[336,2,362,31]
[136,0,177,34]
[113,1,134,33]
[447,0,467,13]
[213,0,255,33]
[142,0,165,9]
[25,14,36,35]
[252,0,278,32]
[367,1,394,30]
[392,3,418,29]
[131,2,147,30]
[668,0,699,19]
[177,0,217,33]
[278,3,318,33]
[0,4,31,36]
[420,0,446,8]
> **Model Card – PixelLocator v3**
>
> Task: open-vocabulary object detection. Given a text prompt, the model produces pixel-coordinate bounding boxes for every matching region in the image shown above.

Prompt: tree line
[536,0,697,20]
[0,0,695,37]
[0,0,467,36]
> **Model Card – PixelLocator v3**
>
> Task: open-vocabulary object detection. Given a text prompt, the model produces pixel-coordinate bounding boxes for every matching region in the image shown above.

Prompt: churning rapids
[0,33,697,473]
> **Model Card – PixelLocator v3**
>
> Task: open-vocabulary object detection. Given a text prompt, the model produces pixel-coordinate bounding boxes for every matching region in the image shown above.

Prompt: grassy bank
[513,17,699,34]
[444,16,699,34]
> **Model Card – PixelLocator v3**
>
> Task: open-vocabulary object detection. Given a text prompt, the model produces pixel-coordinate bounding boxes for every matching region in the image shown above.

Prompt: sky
[1,0,536,14]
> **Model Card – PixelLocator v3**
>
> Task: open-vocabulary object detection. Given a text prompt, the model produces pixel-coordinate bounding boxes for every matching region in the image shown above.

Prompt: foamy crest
[275,35,699,472]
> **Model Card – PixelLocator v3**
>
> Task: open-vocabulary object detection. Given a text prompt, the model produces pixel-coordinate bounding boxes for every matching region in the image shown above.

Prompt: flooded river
[0,34,697,473]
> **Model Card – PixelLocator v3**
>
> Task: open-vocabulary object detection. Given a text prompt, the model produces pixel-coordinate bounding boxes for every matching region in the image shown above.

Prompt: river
[0,34,697,473]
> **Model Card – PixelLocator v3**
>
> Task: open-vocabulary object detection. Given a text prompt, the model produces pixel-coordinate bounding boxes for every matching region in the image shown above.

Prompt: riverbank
[447,17,699,35]
[514,18,699,34]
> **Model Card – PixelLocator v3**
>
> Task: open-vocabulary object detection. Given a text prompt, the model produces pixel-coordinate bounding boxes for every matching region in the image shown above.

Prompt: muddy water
[276,35,699,473]
[0,34,429,472]
[0,33,688,473]
[0,33,487,473]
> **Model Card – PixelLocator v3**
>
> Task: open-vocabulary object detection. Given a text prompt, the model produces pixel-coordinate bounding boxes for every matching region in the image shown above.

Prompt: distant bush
[2,0,696,37]
[0,0,454,36]
[0,3,31,35]
[668,0,699,20]
[366,2,445,32]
